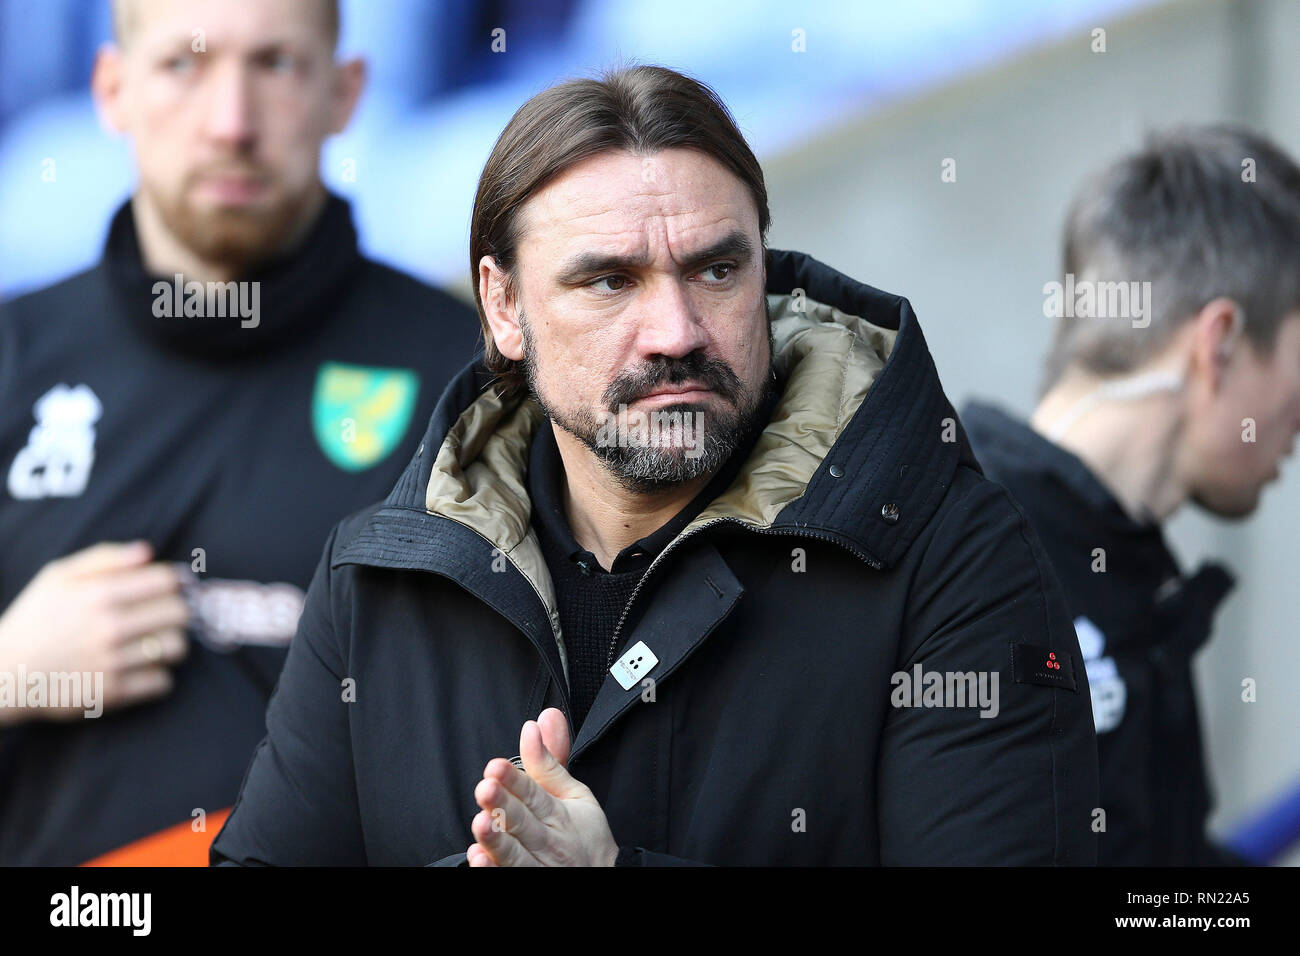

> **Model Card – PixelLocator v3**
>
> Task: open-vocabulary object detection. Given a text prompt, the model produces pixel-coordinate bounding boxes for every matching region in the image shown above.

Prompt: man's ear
[329,57,366,134]
[1189,297,1244,393]
[91,44,129,135]
[479,255,525,361]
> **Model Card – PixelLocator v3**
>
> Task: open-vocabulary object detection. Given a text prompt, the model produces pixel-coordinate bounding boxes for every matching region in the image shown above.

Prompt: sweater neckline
[101,193,362,360]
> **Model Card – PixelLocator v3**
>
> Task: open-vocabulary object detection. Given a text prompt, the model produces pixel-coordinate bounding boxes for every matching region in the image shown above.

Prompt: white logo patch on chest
[1074,615,1127,734]
[611,640,659,690]
[7,384,102,500]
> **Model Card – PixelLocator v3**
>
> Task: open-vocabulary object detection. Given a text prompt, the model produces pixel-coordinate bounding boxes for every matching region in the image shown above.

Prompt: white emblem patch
[611,640,659,691]
[1074,615,1127,734]
[7,384,102,500]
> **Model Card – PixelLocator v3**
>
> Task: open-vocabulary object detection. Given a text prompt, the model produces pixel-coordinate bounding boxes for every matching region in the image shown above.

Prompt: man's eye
[590,275,629,294]
[162,55,196,74]
[698,262,734,282]
[258,51,297,73]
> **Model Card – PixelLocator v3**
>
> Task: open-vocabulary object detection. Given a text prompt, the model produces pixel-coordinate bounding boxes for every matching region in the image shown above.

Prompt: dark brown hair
[469,64,771,398]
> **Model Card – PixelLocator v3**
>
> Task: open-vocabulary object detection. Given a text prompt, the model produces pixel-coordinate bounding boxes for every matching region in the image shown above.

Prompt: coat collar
[336,247,973,586]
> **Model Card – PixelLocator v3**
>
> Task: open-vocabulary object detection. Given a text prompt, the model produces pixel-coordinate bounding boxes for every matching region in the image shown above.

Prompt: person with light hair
[964,125,1300,865]
[0,0,477,865]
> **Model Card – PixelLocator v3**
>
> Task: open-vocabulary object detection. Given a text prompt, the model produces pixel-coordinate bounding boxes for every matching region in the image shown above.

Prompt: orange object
[81,807,232,867]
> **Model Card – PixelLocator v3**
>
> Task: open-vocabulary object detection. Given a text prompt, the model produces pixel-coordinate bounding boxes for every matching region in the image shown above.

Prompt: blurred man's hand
[0,541,190,725]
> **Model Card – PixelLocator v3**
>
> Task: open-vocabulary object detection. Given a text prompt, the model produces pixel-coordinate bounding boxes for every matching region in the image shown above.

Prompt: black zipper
[603,517,885,671]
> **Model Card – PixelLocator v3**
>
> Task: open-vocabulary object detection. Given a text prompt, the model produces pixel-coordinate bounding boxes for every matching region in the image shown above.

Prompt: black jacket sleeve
[209,524,368,865]
[877,474,1100,865]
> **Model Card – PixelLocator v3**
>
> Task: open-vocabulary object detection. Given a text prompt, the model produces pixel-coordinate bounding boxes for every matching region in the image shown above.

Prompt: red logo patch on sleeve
[1010,642,1078,692]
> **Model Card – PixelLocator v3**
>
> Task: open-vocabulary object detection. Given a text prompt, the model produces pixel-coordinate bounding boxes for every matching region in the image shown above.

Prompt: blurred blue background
[0,0,1147,296]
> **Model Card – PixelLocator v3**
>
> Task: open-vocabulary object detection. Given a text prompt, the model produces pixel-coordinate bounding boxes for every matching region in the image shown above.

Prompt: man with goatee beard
[212,65,1099,867]
[0,0,478,864]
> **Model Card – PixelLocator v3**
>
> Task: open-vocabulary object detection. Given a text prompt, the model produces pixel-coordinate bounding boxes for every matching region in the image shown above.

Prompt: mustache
[603,352,743,409]
[187,162,271,184]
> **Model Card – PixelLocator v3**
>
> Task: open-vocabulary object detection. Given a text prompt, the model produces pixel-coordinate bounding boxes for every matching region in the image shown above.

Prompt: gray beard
[522,316,778,494]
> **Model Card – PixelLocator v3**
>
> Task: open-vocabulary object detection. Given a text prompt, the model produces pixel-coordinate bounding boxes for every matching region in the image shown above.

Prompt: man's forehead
[126,0,329,50]
[517,149,758,258]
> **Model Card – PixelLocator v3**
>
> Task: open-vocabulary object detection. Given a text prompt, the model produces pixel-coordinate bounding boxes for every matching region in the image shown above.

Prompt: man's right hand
[0,541,190,725]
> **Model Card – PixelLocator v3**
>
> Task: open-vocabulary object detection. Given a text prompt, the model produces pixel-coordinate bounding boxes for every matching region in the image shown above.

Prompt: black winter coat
[212,250,1100,866]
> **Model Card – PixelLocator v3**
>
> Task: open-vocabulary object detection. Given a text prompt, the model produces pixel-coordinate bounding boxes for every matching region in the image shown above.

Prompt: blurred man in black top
[964,126,1300,865]
[0,0,478,864]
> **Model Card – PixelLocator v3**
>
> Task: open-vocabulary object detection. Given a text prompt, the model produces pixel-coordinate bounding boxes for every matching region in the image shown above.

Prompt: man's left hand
[467,707,618,867]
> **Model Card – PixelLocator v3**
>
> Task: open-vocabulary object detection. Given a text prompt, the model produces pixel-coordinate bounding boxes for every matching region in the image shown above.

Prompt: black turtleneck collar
[102,192,363,359]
